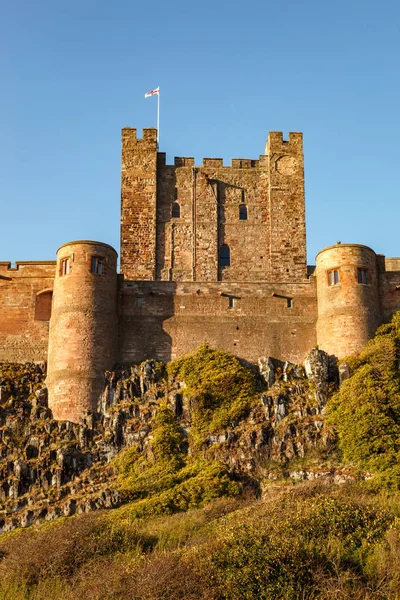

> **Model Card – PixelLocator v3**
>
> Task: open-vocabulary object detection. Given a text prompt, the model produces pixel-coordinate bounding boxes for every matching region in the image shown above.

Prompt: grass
[1,482,400,599]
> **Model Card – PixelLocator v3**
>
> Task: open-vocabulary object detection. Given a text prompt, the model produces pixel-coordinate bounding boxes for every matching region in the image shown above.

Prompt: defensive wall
[121,128,306,283]
[46,241,118,421]
[0,261,55,363]
[119,279,317,365]
[1,128,400,422]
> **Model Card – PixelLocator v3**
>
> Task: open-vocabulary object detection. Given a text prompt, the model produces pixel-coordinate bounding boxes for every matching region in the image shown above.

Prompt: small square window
[60,258,70,276]
[91,257,103,275]
[135,298,143,307]
[358,268,368,284]
[328,270,340,286]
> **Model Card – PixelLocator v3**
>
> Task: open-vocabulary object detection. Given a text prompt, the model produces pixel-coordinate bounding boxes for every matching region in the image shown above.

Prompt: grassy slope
[1,315,400,599]
[1,482,400,599]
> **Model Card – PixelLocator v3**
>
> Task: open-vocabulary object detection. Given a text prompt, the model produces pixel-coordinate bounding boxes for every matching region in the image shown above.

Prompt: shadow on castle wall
[118,281,177,364]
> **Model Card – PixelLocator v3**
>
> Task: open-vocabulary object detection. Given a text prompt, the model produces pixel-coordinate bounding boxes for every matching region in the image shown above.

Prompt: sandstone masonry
[1,128,400,422]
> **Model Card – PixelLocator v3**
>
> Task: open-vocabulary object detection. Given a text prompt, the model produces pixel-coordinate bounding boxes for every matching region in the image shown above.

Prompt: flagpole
[157,90,160,146]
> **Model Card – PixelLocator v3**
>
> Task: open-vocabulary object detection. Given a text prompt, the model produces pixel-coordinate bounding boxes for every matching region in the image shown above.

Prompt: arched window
[35,290,53,321]
[172,202,180,218]
[219,244,230,268]
[239,204,248,220]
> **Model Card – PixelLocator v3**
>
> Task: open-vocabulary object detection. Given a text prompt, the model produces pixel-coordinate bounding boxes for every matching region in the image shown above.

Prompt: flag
[144,87,160,98]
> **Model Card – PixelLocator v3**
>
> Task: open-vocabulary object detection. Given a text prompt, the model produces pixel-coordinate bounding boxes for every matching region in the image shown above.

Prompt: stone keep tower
[120,129,307,283]
[47,241,118,422]
[316,244,382,358]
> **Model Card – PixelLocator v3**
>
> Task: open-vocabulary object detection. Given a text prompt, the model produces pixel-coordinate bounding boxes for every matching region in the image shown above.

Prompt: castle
[1,128,399,422]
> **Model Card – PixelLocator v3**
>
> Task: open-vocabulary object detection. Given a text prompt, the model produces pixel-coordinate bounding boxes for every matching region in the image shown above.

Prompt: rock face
[0,350,338,533]
[304,348,331,406]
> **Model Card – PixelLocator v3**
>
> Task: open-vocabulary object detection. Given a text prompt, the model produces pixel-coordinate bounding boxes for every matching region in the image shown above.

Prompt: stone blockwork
[121,129,307,283]
[121,128,158,280]
[119,280,317,364]
[266,132,307,281]
[0,261,55,362]
[1,128,400,424]
[46,241,118,422]
[316,244,383,357]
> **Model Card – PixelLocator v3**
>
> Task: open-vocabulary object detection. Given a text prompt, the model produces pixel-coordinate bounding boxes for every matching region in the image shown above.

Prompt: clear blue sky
[1,0,399,268]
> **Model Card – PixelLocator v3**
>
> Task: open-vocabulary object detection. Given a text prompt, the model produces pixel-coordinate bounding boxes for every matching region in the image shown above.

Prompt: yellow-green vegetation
[0,363,44,401]
[328,312,400,488]
[3,323,400,598]
[1,482,400,599]
[167,344,258,444]
[114,404,240,520]
[109,347,259,520]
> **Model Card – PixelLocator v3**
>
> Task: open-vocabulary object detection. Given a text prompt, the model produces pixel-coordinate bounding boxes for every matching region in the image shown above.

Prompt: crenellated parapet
[120,128,307,284]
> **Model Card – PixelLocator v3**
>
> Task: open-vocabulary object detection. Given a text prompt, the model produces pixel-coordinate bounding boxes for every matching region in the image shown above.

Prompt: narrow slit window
[228,296,235,309]
[219,244,230,268]
[61,258,70,276]
[358,268,368,284]
[287,298,293,308]
[239,204,248,220]
[174,187,178,200]
[172,202,180,218]
[328,269,340,286]
[91,256,103,275]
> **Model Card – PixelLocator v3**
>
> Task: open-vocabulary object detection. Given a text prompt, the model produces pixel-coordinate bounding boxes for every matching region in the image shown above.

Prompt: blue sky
[1,0,399,268]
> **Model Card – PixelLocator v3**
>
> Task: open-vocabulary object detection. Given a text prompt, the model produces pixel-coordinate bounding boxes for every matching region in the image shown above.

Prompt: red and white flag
[144,86,160,98]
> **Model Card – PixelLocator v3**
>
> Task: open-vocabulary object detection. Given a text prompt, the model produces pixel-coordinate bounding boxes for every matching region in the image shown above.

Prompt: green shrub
[167,345,258,444]
[114,402,241,519]
[198,490,394,599]
[327,312,400,486]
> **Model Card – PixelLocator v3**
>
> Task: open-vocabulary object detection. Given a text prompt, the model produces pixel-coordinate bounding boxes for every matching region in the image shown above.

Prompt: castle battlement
[1,127,400,422]
[0,261,56,272]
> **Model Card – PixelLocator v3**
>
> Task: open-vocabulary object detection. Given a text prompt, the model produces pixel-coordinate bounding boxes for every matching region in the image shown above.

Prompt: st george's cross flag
[144,87,160,98]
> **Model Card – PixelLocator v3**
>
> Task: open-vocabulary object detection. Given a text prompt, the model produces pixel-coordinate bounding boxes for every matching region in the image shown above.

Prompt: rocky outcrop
[0,350,338,532]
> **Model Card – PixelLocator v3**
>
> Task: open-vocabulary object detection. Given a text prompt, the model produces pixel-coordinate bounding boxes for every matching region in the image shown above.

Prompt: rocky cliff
[1,348,345,533]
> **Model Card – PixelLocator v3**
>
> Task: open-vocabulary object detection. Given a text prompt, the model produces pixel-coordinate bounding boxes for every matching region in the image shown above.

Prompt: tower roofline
[316,243,376,260]
[57,240,118,256]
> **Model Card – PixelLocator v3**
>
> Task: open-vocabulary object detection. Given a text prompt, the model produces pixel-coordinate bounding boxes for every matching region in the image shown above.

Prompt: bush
[2,483,400,600]
[327,312,400,486]
[196,487,395,600]
[114,402,241,520]
[167,345,258,444]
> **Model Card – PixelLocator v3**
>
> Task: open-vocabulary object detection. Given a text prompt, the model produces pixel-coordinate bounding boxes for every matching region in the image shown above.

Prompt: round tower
[315,244,382,358]
[47,241,118,422]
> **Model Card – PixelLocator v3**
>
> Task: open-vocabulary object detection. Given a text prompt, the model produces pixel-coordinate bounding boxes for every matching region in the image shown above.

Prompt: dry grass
[1,482,400,600]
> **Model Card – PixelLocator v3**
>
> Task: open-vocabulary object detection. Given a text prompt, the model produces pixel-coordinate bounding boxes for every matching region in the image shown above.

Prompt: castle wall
[316,244,382,358]
[119,279,317,364]
[46,241,118,422]
[121,129,307,283]
[120,128,158,280]
[267,132,307,281]
[155,156,271,282]
[379,258,400,322]
[0,261,55,362]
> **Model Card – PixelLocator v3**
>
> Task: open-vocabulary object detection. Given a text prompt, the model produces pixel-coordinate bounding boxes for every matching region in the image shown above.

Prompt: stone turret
[46,241,118,422]
[316,244,382,358]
